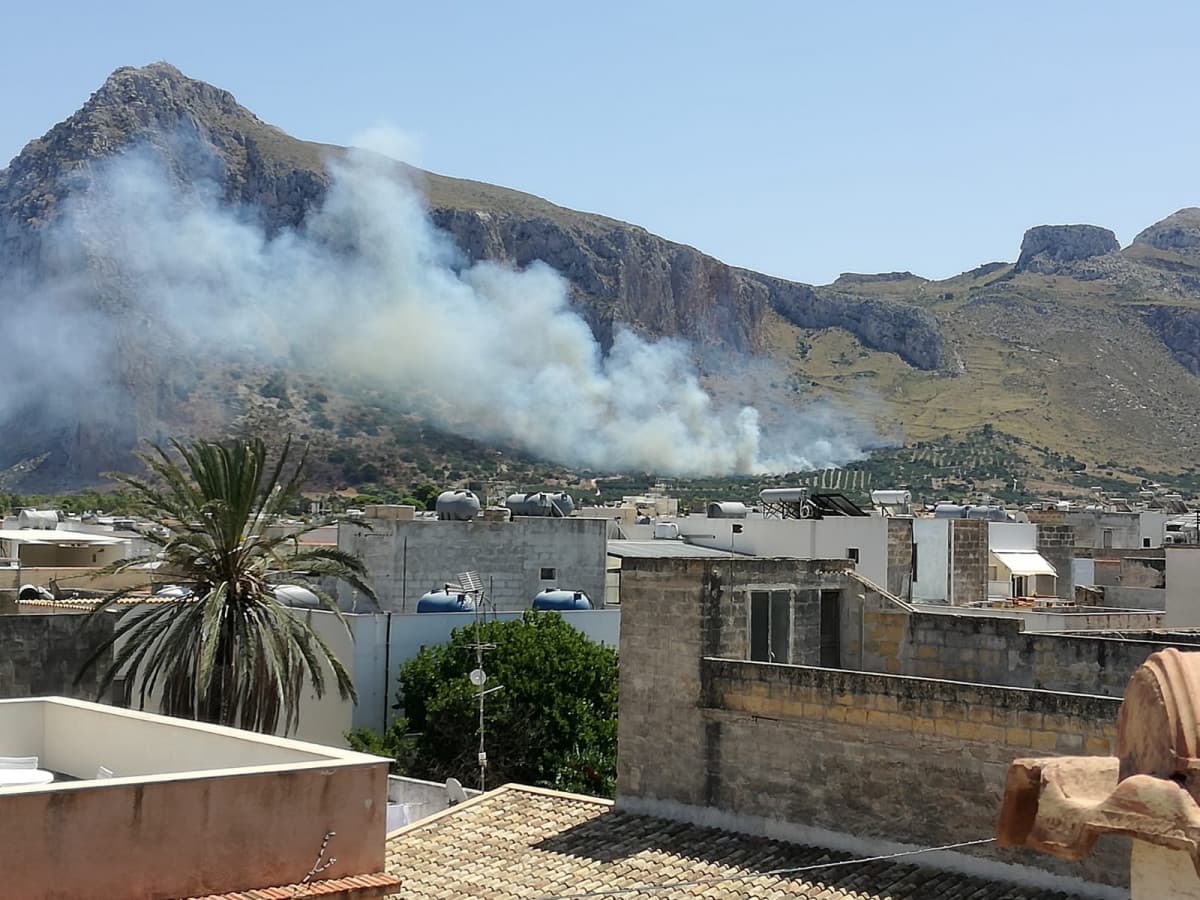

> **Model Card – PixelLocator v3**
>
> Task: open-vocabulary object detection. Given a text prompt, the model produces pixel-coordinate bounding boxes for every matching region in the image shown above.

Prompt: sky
[1,0,1196,285]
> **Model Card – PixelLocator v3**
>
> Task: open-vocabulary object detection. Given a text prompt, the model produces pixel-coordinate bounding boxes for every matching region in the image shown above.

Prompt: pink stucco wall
[0,763,387,899]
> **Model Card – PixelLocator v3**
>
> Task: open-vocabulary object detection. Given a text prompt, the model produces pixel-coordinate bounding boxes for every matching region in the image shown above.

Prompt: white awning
[991,550,1056,577]
[0,529,128,546]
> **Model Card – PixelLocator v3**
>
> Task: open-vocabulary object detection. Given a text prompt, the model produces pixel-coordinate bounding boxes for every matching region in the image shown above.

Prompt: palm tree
[78,436,375,735]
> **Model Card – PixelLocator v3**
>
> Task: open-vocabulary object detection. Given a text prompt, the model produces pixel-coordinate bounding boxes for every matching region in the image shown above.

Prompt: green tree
[355,613,617,796]
[77,437,376,735]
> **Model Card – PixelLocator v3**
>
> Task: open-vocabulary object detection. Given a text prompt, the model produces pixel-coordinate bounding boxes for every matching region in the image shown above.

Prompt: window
[749,590,791,663]
[539,567,556,581]
[846,547,860,564]
[1143,537,1152,548]
[819,591,841,667]
[911,541,919,581]
[1102,529,1113,550]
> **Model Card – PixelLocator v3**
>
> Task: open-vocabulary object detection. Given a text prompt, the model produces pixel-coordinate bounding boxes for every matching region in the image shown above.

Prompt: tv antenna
[459,570,502,791]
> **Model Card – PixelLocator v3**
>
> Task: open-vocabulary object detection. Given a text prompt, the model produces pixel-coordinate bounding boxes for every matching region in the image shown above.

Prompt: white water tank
[17,509,59,530]
[654,522,680,540]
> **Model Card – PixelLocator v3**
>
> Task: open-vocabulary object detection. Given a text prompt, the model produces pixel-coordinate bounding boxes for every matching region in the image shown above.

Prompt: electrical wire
[532,837,998,899]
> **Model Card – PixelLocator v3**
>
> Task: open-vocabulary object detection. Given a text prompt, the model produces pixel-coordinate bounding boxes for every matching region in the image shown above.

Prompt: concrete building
[0,697,393,899]
[986,521,1059,599]
[338,509,608,612]
[609,554,1200,895]
[1165,546,1200,628]
[670,512,915,599]
[911,516,987,605]
[382,552,1196,898]
[1065,509,1171,550]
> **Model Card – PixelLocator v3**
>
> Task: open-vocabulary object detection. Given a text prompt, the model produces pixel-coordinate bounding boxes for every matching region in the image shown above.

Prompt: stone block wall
[1037,524,1075,600]
[862,605,1189,695]
[697,661,1126,887]
[0,613,114,701]
[885,517,913,600]
[949,519,988,605]
[615,557,1129,890]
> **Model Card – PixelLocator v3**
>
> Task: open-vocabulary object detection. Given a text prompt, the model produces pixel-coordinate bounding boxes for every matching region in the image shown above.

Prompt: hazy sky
[1,1,1195,284]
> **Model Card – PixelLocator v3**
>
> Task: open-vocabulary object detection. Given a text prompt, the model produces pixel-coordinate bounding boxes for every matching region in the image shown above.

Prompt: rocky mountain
[1,62,1200,492]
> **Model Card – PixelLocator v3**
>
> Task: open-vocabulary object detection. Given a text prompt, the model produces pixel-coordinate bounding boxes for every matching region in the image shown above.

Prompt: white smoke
[31,138,874,476]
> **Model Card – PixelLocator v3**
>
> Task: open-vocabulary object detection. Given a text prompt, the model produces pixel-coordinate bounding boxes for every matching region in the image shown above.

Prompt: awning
[991,550,1056,578]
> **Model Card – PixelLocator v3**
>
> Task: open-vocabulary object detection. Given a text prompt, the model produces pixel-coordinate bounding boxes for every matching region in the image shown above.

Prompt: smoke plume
[11,137,876,476]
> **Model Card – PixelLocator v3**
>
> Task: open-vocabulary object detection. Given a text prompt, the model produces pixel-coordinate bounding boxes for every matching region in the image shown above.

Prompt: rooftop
[606,540,747,559]
[383,785,1089,899]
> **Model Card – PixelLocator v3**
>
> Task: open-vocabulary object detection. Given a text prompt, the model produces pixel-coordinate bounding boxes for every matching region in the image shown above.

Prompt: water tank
[273,584,322,608]
[654,522,680,540]
[965,505,1009,521]
[417,589,476,613]
[505,492,575,517]
[436,490,481,521]
[18,509,59,530]
[932,503,967,519]
[707,501,748,519]
[871,490,912,507]
[532,589,592,611]
[154,584,195,599]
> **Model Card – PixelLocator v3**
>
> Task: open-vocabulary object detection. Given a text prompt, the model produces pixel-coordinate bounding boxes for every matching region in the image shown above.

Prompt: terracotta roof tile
[187,871,401,900]
[384,785,1092,900]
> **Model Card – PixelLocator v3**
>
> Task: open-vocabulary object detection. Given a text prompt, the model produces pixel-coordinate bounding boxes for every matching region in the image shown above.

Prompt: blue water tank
[532,589,593,611]
[417,589,476,613]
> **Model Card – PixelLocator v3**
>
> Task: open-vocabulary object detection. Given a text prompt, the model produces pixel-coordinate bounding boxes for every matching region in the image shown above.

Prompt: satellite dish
[469,668,488,687]
[446,777,468,806]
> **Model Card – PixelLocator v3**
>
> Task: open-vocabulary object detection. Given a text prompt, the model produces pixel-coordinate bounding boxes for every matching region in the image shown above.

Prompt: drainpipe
[382,611,393,730]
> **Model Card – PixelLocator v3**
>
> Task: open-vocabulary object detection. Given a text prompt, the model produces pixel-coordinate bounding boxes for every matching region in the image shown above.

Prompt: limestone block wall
[885,517,913,600]
[950,519,987,605]
[1037,524,1075,600]
[697,661,1127,888]
[862,605,1190,695]
[0,613,114,701]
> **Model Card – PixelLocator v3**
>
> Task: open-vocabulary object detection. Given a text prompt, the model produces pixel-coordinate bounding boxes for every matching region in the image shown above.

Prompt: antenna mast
[459,571,501,791]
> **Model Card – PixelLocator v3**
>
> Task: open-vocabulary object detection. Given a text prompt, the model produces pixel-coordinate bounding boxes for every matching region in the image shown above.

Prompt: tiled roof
[188,871,401,899]
[384,785,1089,899]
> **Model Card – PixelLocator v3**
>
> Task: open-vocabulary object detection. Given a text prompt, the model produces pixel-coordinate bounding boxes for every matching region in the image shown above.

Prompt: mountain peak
[1131,208,1200,256]
[1014,224,1119,273]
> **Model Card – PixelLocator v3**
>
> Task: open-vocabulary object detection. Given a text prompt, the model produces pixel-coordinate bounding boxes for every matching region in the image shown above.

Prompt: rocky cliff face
[1014,224,1121,273]
[0,63,950,486]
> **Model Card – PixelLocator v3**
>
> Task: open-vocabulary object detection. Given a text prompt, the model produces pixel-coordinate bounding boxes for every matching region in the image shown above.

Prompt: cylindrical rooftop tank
[707,501,748,519]
[965,505,1009,521]
[932,503,967,519]
[532,589,592,611]
[273,584,322,608]
[505,492,575,517]
[18,509,59,530]
[154,584,195,599]
[870,490,912,507]
[417,589,476,613]
[436,490,481,521]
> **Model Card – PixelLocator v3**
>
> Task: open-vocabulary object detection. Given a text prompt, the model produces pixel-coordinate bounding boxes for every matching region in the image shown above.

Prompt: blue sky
[1,1,1195,284]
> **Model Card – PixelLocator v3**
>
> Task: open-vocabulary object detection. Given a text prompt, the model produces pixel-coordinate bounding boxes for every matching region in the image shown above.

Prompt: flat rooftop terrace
[0,697,389,899]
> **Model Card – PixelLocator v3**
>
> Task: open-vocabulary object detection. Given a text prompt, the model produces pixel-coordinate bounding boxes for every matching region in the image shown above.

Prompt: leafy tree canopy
[351,612,617,797]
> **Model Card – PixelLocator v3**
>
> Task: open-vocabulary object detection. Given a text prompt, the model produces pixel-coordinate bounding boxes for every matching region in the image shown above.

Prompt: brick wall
[0,613,114,701]
[1037,524,1075,600]
[949,519,987,605]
